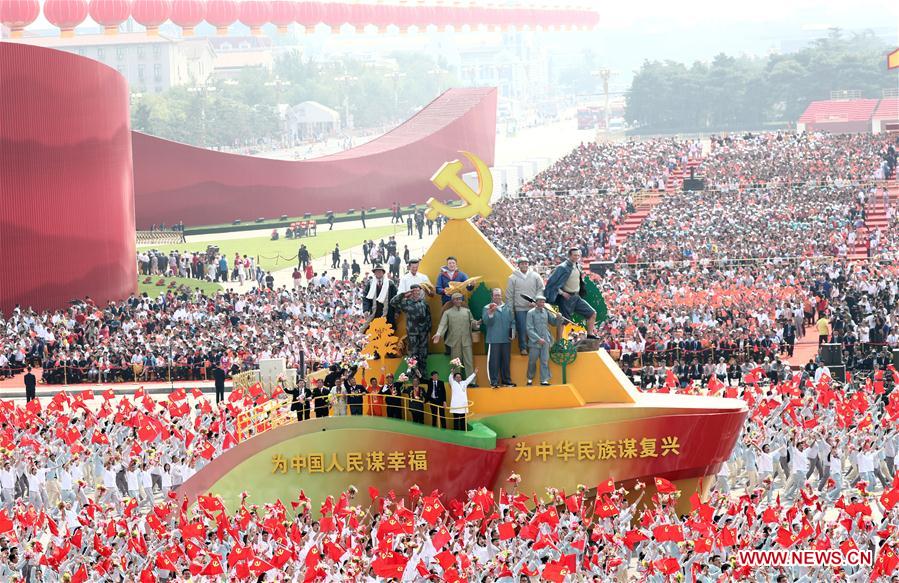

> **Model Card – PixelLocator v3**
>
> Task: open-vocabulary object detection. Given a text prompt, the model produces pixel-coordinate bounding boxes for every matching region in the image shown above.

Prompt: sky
[540,0,899,89]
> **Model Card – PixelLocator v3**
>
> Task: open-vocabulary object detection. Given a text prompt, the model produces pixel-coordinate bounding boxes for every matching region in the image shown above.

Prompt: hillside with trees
[625,29,896,134]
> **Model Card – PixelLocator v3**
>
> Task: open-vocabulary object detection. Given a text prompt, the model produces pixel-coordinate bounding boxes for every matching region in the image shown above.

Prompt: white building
[285,101,341,141]
[13,32,216,93]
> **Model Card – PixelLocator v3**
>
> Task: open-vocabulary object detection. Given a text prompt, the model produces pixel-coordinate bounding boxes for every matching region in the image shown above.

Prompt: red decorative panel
[0,43,136,315]
[132,87,497,229]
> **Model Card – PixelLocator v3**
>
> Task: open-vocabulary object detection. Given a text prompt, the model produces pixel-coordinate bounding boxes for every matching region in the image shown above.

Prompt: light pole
[187,83,217,146]
[265,77,293,147]
[384,70,407,117]
[334,73,358,131]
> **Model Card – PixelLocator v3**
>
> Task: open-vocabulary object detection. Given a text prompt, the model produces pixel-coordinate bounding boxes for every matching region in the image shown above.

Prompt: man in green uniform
[432,292,478,387]
[390,283,432,378]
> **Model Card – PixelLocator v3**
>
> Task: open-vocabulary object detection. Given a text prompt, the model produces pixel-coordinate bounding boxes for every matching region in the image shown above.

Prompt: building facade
[13,33,215,93]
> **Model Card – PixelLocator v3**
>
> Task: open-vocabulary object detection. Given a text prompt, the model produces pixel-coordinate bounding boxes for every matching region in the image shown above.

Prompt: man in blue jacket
[436,256,472,306]
[482,288,515,388]
[544,248,598,339]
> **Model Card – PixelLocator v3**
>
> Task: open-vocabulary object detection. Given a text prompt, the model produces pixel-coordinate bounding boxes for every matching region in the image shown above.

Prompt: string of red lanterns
[0,0,599,38]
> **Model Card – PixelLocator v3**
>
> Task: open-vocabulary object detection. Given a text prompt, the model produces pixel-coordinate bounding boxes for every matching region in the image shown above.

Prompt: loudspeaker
[819,343,843,366]
[826,365,846,383]
[683,178,705,191]
[892,348,899,369]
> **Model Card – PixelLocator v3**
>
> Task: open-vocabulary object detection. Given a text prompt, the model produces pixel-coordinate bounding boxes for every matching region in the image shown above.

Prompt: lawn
[139,224,400,271]
[137,275,223,297]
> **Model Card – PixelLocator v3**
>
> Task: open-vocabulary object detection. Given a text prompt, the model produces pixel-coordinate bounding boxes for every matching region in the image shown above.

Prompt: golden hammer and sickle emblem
[425,150,493,221]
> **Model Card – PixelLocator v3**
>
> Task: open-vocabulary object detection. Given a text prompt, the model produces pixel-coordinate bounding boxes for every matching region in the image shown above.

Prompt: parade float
[180,153,748,514]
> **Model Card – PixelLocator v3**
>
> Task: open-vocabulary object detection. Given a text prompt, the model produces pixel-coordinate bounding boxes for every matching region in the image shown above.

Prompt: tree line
[131,52,456,150]
[625,29,896,134]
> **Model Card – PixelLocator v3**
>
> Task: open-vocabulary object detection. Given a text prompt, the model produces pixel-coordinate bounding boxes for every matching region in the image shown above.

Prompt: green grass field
[137,276,223,297]
[138,225,400,271]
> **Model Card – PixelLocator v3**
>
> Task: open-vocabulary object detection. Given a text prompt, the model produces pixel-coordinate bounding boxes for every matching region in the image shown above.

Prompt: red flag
[421,496,445,526]
[654,557,679,575]
[199,441,216,460]
[653,524,684,542]
[498,522,516,541]
[90,432,109,446]
[776,527,797,548]
[542,554,577,583]
[155,551,177,571]
[654,476,677,494]
[881,486,899,511]
[371,550,408,579]
[594,497,619,518]
[248,557,275,575]
[622,529,649,550]
[71,565,89,583]
[434,550,455,571]
[324,541,345,562]
[717,526,736,547]
[596,478,615,496]
[431,526,450,550]
[180,521,206,541]
[228,544,252,568]
[197,494,226,515]
[0,510,14,534]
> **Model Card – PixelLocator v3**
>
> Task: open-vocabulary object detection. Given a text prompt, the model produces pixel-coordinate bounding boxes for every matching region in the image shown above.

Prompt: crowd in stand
[473,132,899,375]
[475,193,635,271]
[702,132,895,189]
[618,184,866,263]
[520,138,703,194]
[0,282,368,385]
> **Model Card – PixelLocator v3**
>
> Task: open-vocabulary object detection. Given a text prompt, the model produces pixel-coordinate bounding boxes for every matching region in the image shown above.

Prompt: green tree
[625,29,895,133]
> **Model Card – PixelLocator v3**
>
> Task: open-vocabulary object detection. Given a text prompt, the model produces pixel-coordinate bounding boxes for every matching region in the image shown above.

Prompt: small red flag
[654,476,677,494]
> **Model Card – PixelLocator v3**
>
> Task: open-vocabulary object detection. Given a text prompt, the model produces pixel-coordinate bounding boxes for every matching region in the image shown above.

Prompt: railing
[236,398,295,442]
[136,230,185,246]
[231,370,261,391]
[235,393,474,443]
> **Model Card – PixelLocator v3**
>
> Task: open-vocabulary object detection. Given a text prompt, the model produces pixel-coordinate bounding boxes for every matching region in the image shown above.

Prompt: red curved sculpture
[0,43,136,315]
[132,87,497,229]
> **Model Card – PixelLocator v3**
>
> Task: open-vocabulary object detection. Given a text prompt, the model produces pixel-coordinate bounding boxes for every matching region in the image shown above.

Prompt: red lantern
[392,0,414,33]
[412,0,433,33]
[321,1,349,33]
[295,1,322,33]
[531,6,550,31]
[446,1,464,31]
[507,5,526,31]
[44,0,88,35]
[170,0,204,35]
[368,0,390,33]
[431,1,451,32]
[583,9,599,30]
[0,0,40,36]
[89,0,130,34]
[131,0,171,34]
[206,0,238,34]
[269,0,294,33]
[238,0,270,34]
[347,1,372,33]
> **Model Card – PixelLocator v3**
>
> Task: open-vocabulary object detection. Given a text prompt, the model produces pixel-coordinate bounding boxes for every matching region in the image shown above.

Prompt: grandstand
[796,97,880,133]
[872,96,899,134]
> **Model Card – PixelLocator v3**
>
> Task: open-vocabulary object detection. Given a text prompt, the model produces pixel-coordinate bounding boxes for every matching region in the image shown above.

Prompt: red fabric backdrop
[0,43,136,315]
[131,87,497,228]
